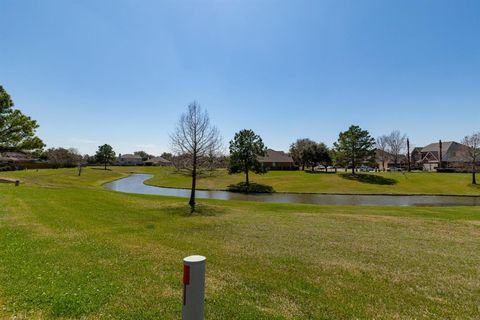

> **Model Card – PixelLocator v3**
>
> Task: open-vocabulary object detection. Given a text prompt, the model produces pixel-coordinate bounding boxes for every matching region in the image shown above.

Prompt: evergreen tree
[0,85,44,153]
[95,144,116,170]
[334,125,375,174]
[229,129,267,186]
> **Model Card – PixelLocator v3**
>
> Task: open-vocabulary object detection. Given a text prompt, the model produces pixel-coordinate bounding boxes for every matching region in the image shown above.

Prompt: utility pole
[438,140,443,170]
[407,138,411,172]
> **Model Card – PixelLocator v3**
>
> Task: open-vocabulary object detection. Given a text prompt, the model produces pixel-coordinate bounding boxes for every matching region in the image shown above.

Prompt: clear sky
[1,0,479,155]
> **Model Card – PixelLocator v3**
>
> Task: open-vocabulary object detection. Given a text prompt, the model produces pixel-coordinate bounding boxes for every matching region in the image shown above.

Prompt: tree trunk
[351,155,355,175]
[104,161,107,170]
[244,158,250,188]
[472,162,477,185]
[189,153,197,212]
[351,143,355,175]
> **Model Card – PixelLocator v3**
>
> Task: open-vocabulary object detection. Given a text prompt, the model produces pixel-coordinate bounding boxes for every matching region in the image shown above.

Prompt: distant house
[144,156,172,166]
[258,149,296,170]
[416,141,471,171]
[375,149,407,171]
[410,147,423,169]
[0,152,48,170]
[117,154,144,166]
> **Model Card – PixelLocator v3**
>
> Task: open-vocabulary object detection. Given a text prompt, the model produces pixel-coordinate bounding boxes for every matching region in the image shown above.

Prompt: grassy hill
[0,167,479,318]
[141,167,480,195]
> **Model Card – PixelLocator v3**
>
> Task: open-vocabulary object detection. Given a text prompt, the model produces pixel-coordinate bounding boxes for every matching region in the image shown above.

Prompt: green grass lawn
[0,168,479,319]
[142,166,480,195]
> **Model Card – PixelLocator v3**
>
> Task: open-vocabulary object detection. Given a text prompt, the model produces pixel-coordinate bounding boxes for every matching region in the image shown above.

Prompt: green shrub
[227,182,275,193]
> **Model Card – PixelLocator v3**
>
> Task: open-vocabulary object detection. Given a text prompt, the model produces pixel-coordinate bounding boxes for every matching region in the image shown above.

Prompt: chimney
[438,140,442,169]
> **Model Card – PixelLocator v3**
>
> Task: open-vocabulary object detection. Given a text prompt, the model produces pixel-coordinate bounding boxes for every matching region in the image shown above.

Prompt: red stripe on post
[183,265,190,305]
[183,265,190,285]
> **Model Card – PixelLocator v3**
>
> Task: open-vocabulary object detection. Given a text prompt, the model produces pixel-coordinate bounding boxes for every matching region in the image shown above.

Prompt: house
[410,147,423,169]
[258,149,296,170]
[375,149,407,171]
[117,154,144,166]
[416,141,471,171]
[0,152,48,170]
[144,156,172,166]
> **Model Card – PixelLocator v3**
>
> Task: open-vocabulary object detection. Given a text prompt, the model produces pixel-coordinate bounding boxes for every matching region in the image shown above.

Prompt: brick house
[258,149,296,170]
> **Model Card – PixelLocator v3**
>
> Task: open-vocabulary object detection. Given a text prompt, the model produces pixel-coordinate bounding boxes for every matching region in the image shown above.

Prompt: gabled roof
[420,141,470,162]
[0,152,35,162]
[421,141,455,153]
[1,152,32,159]
[375,149,407,162]
[375,149,394,158]
[119,154,142,160]
[144,156,171,164]
[0,152,37,163]
[258,149,294,163]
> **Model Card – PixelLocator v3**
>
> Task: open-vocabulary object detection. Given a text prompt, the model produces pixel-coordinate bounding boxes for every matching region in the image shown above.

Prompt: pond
[103,174,480,207]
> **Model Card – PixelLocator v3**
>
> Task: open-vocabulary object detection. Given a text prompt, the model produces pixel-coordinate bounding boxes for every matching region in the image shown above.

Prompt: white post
[182,255,206,320]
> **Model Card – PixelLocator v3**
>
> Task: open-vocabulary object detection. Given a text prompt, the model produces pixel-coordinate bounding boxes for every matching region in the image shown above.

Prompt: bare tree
[45,147,82,168]
[170,102,222,212]
[376,135,389,171]
[386,130,407,167]
[205,149,224,171]
[462,132,480,185]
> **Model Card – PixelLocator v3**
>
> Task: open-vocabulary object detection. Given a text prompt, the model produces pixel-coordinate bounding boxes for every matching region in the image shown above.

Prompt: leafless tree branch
[169,102,222,212]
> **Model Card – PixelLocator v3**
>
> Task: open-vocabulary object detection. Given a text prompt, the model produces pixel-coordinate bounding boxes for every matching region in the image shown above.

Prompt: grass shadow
[468,183,480,190]
[341,173,398,185]
[172,169,222,179]
[304,170,337,174]
[164,203,226,217]
[90,168,112,171]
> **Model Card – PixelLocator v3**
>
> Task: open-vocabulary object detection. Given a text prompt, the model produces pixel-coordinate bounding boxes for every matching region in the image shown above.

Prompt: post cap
[184,255,206,264]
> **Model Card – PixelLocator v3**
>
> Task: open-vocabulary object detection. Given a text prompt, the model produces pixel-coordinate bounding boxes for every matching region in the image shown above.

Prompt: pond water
[103,174,480,207]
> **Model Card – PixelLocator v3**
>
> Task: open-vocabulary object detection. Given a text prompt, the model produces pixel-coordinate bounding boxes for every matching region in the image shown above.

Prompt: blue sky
[1,0,479,155]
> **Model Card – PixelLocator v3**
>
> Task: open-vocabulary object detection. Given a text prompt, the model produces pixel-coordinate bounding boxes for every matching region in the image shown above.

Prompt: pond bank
[104,174,480,207]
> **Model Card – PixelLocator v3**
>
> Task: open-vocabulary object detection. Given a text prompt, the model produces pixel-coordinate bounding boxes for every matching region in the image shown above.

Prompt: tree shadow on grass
[172,169,222,179]
[468,183,480,190]
[165,204,226,217]
[304,170,337,174]
[341,173,398,185]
